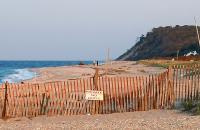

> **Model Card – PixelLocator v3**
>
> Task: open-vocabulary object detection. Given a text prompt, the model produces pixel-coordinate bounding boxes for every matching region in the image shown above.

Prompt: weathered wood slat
[115,77,120,112]
[121,77,126,112]
[134,77,138,111]
[197,64,200,100]
[99,77,104,114]
[109,77,114,113]
[128,77,133,111]
[193,64,197,100]
[112,77,116,113]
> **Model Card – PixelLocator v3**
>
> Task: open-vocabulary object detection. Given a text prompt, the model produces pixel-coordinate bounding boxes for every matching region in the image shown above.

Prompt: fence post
[92,68,99,115]
[2,81,8,118]
[40,93,46,115]
[168,66,175,108]
[93,68,99,90]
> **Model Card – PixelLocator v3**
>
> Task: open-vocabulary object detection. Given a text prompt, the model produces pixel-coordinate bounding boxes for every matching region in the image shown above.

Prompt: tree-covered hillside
[117,25,200,61]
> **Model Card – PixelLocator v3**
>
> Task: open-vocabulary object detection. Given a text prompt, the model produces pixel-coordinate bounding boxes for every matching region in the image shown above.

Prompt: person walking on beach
[96,60,99,66]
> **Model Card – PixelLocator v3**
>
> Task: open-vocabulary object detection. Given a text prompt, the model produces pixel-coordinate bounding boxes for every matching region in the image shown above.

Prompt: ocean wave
[1,69,36,83]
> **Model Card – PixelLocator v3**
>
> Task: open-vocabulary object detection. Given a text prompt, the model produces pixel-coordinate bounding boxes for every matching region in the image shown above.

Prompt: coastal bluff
[117,25,200,61]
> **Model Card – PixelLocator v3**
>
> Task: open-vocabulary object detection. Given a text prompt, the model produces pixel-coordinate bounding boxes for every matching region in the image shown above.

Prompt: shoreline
[1,62,94,84]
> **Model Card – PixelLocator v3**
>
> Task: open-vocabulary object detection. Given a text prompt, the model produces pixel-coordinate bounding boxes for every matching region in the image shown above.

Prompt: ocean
[0,61,93,83]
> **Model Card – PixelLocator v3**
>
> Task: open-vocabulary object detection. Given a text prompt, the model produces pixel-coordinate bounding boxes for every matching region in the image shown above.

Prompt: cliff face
[117,25,200,61]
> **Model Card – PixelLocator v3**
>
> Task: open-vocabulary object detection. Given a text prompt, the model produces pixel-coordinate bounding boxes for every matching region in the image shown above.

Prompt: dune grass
[182,98,200,115]
[138,59,200,68]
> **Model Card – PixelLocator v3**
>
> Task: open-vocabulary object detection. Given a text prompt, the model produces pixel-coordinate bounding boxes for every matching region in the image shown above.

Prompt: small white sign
[85,90,104,101]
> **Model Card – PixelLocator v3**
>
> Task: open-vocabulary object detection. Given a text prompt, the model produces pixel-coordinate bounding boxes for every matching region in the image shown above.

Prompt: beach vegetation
[182,97,200,115]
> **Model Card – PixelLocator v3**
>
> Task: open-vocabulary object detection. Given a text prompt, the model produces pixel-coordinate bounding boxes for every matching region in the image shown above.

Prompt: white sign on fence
[85,90,104,100]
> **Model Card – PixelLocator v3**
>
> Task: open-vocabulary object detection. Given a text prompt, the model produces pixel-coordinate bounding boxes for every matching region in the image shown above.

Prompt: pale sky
[0,0,200,60]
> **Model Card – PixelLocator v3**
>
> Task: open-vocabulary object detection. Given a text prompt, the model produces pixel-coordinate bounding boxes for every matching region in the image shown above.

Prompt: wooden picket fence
[2,63,200,118]
[172,64,200,102]
[0,70,175,118]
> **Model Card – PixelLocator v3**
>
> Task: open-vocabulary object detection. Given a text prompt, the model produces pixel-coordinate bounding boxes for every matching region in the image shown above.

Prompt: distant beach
[26,61,166,83]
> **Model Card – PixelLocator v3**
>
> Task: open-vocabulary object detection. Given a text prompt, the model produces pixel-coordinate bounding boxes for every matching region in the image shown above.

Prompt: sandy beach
[0,110,200,130]
[27,61,166,83]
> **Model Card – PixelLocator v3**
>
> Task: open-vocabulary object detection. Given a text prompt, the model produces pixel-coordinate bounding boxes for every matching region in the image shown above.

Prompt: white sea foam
[2,69,35,83]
